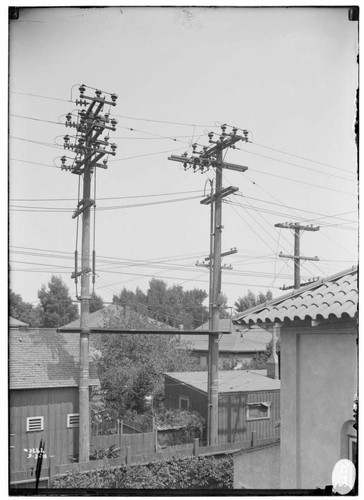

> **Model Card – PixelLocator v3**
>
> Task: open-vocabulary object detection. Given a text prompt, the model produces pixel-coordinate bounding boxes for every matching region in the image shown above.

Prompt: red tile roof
[9,329,99,390]
[234,266,358,326]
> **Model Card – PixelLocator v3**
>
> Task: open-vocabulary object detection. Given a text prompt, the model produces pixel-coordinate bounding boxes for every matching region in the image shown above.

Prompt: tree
[9,289,43,327]
[95,306,200,416]
[38,275,79,327]
[113,279,209,330]
[89,292,104,313]
[234,289,273,313]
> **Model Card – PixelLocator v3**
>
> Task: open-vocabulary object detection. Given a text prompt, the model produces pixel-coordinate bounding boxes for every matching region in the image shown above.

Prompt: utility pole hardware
[169,124,249,445]
[61,84,118,462]
[275,222,320,290]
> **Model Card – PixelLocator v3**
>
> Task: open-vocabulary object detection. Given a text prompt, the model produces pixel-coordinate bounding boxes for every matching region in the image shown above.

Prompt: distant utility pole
[61,84,118,462]
[274,222,320,290]
[169,124,249,445]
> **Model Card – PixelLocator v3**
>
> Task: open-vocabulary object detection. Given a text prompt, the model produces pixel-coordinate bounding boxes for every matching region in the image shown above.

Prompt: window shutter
[67,413,79,428]
[26,416,44,432]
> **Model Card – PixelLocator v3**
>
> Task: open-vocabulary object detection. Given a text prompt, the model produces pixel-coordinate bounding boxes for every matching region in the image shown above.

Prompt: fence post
[153,417,158,452]
[126,446,132,465]
[48,455,56,488]
[194,438,199,457]
[251,430,257,448]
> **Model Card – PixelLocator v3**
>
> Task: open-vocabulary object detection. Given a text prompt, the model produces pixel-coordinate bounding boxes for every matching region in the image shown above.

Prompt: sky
[7,5,359,315]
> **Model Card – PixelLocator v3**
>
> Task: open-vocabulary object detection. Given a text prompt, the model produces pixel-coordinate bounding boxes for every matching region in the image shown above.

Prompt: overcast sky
[8,6,358,313]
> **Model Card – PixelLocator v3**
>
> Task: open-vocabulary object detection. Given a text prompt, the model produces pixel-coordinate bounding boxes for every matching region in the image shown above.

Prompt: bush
[52,455,233,489]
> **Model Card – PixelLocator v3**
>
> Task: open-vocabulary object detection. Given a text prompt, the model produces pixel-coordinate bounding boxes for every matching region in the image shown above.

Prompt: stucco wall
[280,321,357,490]
[234,441,280,489]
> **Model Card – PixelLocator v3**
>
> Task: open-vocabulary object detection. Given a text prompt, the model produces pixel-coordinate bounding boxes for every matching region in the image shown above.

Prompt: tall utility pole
[169,124,249,445]
[61,84,118,462]
[275,222,320,289]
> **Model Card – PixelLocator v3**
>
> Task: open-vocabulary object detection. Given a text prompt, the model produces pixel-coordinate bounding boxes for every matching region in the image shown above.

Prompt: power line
[245,165,356,196]
[10,158,61,169]
[224,199,357,232]
[234,193,357,225]
[225,123,356,175]
[9,194,203,213]
[10,94,357,175]
[10,90,218,127]
[238,145,355,183]
[251,141,356,175]
[10,189,204,202]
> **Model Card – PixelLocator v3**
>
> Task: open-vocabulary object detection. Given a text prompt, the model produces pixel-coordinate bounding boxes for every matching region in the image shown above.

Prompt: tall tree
[9,289,43,327]
[89,292,105,313]
[113,279,209,329]
[38,275,79,327]
[234,289,273,313]
[113,286,147,315]
[95,306,199,415]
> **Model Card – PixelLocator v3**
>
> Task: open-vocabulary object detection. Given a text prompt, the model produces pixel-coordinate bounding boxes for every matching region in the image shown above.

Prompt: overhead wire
[9,194,204,213]
[236,145,356,183]
[224,123,356,175]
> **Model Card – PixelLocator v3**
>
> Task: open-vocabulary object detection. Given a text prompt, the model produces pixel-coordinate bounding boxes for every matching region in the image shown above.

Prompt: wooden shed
[164,370,280,444]
[9,328,99,480]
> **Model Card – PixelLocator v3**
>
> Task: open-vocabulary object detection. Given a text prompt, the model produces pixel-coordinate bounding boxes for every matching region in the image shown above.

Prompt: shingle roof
[180,319,271,353]
[9,316,29,328]
[9,329,99,390]
[234,266,358,326]
[62,304,175,331]
[165,370,280,394]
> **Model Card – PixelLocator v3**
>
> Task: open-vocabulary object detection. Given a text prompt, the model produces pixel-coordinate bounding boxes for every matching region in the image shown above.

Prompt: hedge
[52,455,233,489]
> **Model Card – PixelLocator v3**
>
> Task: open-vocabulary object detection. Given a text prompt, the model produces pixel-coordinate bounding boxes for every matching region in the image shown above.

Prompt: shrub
[52,454,233,489]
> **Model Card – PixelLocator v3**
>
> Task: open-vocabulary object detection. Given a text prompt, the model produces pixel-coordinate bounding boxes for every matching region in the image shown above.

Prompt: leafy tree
[113,279,209,330]
[246,338,281,370]
[89,292,104,313]
[9,289,43,327]
[234,289,273,313]
[38,275,79,327]
[95,306,199,415]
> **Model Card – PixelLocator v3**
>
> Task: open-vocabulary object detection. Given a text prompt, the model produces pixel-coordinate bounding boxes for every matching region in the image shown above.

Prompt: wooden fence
[10,436,279,489]
[91,431,156,456]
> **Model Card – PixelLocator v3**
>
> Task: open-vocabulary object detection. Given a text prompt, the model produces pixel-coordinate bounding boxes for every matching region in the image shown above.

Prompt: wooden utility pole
[209,148,224,446]
[78,155,91,462]
[61,85,118,462]
[169,125,249,445]
[275,222,320,289]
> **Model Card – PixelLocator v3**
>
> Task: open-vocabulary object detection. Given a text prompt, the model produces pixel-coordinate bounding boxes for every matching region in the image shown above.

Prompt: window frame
[348,435,357,463]
[26,416,44,432]
[178,396,190,410]
[246,402,271,421]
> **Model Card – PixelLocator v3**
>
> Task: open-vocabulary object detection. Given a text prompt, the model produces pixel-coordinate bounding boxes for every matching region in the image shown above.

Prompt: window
[179,396,190,410]
[246,402,271,421]
[26,416,44,432]
[67,413,79,428]
[348,436,357,464]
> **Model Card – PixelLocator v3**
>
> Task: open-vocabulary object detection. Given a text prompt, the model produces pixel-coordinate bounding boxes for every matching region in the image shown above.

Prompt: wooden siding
[165,376,280,444]
[218,390,280,444]
[10,387,80,473]
[164,375,208,418]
